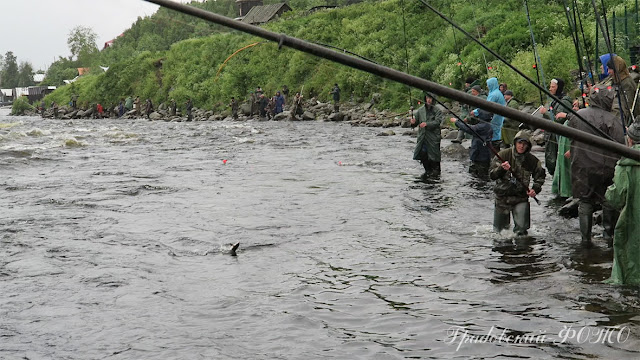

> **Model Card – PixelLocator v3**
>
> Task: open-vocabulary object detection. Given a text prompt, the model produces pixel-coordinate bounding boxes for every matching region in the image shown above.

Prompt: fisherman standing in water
[489,130,545,236]
[558,84,625,248]
[411,92,443,177]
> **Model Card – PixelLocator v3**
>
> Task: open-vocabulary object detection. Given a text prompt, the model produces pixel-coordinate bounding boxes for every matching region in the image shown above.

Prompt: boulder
[442,143,468,160]
[240,103,251,115]
[273,112,289,121]
[328,112,344,121]
[443,129,458,139]
[302,111,315,120]
[149,112,163,120]
[377,129,396,136]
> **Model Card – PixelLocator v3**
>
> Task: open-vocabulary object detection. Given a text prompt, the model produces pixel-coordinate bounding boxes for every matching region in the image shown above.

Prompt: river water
[1,110,638,359]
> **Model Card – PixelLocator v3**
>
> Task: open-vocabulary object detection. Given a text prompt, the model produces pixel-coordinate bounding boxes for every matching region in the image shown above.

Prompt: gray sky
[2,0,191,71]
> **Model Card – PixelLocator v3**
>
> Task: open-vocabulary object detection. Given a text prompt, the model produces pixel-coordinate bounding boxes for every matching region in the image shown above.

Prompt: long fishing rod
[436,98,541,204]
[574,0,596,86]
[561,0,587,107]
[311,41,379,64]
[141,0,640,160]
[524,0,546,106]
[416,0,613,141]
[400,0,413,106]
[590,0,633,126]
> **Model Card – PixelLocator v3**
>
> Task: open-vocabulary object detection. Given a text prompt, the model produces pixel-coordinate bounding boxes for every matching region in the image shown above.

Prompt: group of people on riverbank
[244,84,338,120]
[411,54,640,286]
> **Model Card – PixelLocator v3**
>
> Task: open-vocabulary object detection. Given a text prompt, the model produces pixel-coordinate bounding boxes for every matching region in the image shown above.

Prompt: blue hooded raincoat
[476,77,506,141]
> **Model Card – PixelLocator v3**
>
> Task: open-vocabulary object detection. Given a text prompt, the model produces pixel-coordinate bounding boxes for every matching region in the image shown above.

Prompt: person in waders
[489,130,545,236]
[561,85,625,248]
[605,121,640,285]
[539,78,572,176]
[410,92,442,177]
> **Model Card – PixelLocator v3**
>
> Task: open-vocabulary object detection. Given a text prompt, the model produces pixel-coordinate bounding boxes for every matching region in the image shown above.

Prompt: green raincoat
[412,103,442,162]
[551,120,572,198]
[501,98,520,146]
[605,144,640,285]
[543,93,572,176]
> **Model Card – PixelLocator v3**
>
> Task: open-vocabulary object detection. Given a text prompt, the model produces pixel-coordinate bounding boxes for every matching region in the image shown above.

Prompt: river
[1,110,638,359]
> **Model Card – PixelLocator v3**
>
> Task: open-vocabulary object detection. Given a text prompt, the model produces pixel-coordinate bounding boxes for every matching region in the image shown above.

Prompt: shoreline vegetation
[26,0,640,117]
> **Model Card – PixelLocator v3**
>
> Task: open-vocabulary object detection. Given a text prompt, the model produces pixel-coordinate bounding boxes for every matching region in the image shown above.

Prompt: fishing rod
[436,98,541,204]
[141,0,639,160]
[574,0,596,86]
[590,0,634,126]
[400,0,413,106]
[416,0,613,142]
[524,0,546,106]
[312,41,379,64]
[561,0,587,107]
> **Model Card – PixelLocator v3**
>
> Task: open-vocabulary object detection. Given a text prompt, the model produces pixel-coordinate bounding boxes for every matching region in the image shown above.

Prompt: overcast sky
[2,0,191,71]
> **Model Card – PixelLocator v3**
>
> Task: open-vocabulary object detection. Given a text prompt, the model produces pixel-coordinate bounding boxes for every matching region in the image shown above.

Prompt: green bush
[11,97,33,115]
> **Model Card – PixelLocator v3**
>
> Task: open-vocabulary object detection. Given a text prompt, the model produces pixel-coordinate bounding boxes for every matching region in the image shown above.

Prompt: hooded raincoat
[568,86,625,200]
[603,55,639,126]
[477,78,506,141]
[501,97,521,146]
[543,78,573,176]
[605,144,640,285]
[551,120,573,198]
[412,100,442,162]
[489,130,545,206]
[598,53,615,81]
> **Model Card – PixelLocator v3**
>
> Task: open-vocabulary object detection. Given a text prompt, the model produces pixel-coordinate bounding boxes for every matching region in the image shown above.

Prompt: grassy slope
[46,0,631,111]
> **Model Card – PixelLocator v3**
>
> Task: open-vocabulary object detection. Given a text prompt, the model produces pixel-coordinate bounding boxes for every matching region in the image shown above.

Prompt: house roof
[33,73,45,83]
[241,3,291,25]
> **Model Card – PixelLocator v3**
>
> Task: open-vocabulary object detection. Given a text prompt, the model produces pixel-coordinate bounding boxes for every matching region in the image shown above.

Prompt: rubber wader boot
[578,201,594,248]
[493,204,511,233]
[602,206,619,248]
[512,202,531,236]
[452,130,464,143]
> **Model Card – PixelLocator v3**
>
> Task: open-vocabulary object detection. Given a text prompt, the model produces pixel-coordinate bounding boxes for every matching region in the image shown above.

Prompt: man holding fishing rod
[489,130,546,237]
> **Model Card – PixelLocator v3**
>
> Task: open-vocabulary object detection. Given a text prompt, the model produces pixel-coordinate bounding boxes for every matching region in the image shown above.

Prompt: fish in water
[229,242,239,256]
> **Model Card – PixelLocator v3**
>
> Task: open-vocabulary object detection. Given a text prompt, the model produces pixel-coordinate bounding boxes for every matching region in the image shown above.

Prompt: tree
[1,51,19,88]
[17,61,35,87]
[67,26,98,63]
[42,56,78,86]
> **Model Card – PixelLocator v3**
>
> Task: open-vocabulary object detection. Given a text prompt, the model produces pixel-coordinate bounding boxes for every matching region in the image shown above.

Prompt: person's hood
[486,77,499,92]
[618,145,640,166]
[553,78,565,97]
[588,85,616,111]
[611,55,631,82]
[599,53,616,76]
[513,130,532,153]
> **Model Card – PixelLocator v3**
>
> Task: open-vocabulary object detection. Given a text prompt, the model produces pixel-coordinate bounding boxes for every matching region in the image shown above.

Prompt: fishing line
[574,0,595,86]
[400,0,413,106]
[524,0,546,106]
[590,0,633,127]
[470,5,490,77]
[560,0,587,107]
[416,0,614,142]
[141,0,639,161]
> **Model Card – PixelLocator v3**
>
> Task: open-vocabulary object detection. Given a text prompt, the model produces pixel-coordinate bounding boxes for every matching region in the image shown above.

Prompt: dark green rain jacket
[412,102,443,162]
[605,144,640,285]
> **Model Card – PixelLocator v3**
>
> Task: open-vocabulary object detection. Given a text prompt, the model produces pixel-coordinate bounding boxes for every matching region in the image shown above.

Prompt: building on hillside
[27,86,56,103]
[33,73,45,84]
[103,33,124,50]
[236,0,264,17]
[240,3,291,25]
